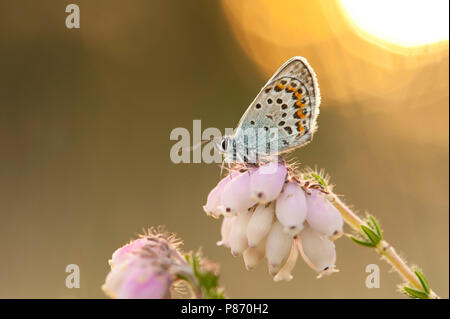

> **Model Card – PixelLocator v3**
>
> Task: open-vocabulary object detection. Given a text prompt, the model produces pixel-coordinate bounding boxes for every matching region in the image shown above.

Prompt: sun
[339,0,449,47]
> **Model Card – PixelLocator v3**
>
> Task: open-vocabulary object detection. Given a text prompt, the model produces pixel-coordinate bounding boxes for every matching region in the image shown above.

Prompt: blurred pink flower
[102,229,192,299]
[104,259,172,299]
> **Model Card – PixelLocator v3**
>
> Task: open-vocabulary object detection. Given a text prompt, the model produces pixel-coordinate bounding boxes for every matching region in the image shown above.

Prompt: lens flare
[339,0,449,47]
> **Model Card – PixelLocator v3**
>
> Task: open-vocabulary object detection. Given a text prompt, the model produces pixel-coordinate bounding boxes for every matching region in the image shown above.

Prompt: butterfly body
[217,57,321,164]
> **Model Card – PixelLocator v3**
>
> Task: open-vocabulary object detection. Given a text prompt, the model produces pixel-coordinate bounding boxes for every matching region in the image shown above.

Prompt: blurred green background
[0,0,448,298]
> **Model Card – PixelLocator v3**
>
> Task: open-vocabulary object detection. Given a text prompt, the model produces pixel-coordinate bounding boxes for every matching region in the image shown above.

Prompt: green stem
[330,193,439,299]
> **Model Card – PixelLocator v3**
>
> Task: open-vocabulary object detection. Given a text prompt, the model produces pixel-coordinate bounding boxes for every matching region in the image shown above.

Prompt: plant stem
[329,193,439,299]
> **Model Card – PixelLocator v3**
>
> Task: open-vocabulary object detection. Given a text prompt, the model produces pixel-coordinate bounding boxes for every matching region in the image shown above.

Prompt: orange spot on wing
[298,122,305,131]
[297,109,306,119]
[277,83,285,90]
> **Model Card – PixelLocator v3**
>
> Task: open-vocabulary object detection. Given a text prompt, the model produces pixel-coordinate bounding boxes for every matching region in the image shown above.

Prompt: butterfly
[216,56,321,164]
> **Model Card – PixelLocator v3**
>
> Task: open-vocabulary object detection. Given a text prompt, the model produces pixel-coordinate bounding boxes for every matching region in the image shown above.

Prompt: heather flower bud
[298,226,338,277]
[221,171,257,214]
[273,241,298,282]
[247,203,275,247]
[250,162,287,203]
[103,229,190,299]
[275,182,307,235]
[110,238,148,267]
[266,221,293,275]
[243,238,266,270]
[217,215,236,247]
[229,211,252,256]
[203,172,237,217]
[105,259,172,299]
[306,189,344,237]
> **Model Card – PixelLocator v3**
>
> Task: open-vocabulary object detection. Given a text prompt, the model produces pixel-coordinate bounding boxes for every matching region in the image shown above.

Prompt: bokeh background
[0,0,448,298]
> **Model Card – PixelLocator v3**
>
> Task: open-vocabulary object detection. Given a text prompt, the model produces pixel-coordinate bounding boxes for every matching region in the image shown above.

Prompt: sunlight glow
[339,0,449,47]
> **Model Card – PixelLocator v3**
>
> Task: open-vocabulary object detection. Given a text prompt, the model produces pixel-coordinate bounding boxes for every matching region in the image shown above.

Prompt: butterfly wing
[234,56,321,156]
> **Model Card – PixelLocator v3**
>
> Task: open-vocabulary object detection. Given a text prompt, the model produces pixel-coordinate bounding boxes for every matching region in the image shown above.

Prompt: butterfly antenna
[179,139,210,155]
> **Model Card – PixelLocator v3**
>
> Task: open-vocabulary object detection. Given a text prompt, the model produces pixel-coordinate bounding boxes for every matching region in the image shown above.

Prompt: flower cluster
[203,161,344,280]
[102,228,225,299]
[102,228,192,299]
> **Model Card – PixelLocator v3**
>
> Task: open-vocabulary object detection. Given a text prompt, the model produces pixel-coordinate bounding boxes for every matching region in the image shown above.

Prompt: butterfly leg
[220,159,225,177]
[236,153,248,170]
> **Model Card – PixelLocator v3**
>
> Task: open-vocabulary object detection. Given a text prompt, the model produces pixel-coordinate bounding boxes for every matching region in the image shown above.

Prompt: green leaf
[361,225,380,245]
[311,173,327,188]
[350,236,376,247]
[414,270,430,294]
[205,289,225,299]
[198,272,219,291]
[403,287,429,299]
[213,291,225,299]
[191,255,200,277]
[369,216,383,240]
[185,253,192,265]
[183,252,226,299]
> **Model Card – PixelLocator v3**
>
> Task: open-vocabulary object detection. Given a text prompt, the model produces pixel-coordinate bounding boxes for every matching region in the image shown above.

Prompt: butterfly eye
[221,139,227,151]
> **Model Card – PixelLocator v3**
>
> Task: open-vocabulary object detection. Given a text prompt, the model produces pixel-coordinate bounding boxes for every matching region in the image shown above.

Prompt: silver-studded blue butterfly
[217,56,321,164]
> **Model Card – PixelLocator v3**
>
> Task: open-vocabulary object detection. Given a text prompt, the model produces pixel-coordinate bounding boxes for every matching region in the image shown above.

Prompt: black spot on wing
[284,127,292,135]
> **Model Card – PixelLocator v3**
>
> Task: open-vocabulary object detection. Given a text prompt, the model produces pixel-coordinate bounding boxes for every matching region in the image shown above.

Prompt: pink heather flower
[243,237,266,270]
[275,182,307,235]
[109,237,148,267]
[106,259,172,299]
[217,215,236,247]
[205,162,344,282]
[265,221,293,276]
[273,241,298,282]
[203,172,238,218]
[102,229,192,299]
[298,226,338,278]
[250,162,287,204]
[229,210,252,256]
[306,189,343,237]
[246,203,275,247]
[220,170,257,214]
